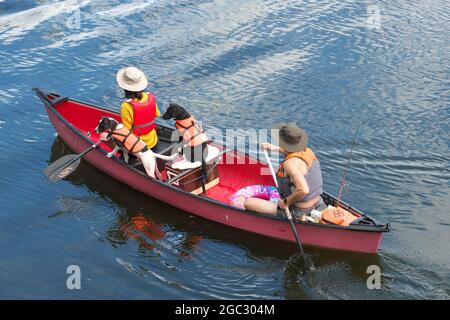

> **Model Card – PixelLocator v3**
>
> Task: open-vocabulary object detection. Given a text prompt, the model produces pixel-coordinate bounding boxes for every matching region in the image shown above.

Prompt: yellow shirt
[120,92,161,149]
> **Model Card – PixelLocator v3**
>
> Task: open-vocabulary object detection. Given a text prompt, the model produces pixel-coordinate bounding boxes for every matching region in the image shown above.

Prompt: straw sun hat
[116,67,148,92]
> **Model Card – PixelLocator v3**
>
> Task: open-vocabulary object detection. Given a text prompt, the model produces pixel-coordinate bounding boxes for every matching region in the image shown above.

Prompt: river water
[0,0,449,299]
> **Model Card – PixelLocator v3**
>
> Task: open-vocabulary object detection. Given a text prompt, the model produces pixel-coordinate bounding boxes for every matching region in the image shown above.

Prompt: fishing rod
[336,120,364,208]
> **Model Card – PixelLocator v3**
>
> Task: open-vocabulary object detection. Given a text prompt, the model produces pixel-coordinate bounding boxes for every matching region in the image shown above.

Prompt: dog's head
[95,117,119,133]
[162,103,191,121]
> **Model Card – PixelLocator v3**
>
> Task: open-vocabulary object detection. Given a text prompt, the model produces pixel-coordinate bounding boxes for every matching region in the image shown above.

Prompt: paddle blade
[44,154,81,182]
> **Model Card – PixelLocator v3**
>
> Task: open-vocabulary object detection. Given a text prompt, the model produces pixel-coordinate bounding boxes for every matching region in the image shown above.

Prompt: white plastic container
[310,209,323,220]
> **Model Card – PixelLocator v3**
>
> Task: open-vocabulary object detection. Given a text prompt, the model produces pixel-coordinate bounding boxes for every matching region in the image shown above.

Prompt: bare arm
[283,159,309,206]
[261,143,284,153]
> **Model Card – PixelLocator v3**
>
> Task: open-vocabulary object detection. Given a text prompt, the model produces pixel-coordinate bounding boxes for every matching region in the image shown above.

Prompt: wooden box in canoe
[164,161,220,195]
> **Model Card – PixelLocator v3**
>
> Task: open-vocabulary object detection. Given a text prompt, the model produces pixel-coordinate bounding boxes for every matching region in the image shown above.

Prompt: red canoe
[34,88,390,253]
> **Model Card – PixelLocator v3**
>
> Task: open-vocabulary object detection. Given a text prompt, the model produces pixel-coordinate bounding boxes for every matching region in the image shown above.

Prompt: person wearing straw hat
[244,123,326,219]
[115,67,161,150]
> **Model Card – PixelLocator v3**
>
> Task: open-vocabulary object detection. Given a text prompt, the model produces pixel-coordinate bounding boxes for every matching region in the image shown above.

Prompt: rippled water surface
[0,0,449,299]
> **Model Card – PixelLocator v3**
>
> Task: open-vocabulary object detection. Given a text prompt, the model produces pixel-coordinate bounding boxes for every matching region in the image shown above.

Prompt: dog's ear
[95,117,113,133]
[168,103,190,120]
[102,117,111,128]
[108,117,119,129]
[95,117,105,133]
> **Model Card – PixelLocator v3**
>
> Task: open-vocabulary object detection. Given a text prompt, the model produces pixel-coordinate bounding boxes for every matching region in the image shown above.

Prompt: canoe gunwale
[34,88,390,236]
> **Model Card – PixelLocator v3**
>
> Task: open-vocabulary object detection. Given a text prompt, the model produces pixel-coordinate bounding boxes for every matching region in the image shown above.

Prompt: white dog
[95,117,177,179]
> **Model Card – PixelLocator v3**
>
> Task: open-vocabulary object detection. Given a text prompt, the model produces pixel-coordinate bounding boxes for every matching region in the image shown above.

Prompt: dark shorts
[277,196,327,220]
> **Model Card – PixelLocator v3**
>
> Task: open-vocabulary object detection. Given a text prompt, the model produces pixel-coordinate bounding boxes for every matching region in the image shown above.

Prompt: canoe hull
[42,91,386,254]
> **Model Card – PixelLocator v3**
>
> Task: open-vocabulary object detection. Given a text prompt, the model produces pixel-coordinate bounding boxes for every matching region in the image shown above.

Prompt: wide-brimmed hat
[273,122,308,153]
[116,67,148,92]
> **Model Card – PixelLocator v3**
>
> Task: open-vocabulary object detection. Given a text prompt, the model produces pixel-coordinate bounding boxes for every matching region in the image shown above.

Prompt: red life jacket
[111,126,147,154]
[127,92,157,136]
[175,116,208,147]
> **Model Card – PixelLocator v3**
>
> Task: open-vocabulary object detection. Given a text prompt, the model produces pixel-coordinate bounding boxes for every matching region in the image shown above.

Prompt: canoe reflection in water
[49,137,203,258]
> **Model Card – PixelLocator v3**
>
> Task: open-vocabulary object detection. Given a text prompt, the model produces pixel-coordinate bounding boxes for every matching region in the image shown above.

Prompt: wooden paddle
[263,148,310,269]
[44,141,102,182]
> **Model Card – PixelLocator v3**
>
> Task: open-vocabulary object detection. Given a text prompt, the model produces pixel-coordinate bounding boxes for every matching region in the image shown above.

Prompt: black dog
[162,103,208,163]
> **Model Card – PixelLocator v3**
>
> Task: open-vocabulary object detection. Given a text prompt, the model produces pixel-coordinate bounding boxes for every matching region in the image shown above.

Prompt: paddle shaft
[263,149,309,267]
[263,149,278,188]
[76,140,102,158]
[54,141,102,173]
[285,207,309,266]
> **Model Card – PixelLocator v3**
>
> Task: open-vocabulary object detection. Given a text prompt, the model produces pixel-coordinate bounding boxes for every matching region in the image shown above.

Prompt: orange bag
[322,206,358,227]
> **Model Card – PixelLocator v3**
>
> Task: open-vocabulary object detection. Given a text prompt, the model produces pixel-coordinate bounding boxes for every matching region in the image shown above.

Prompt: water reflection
[49,136,203,260]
